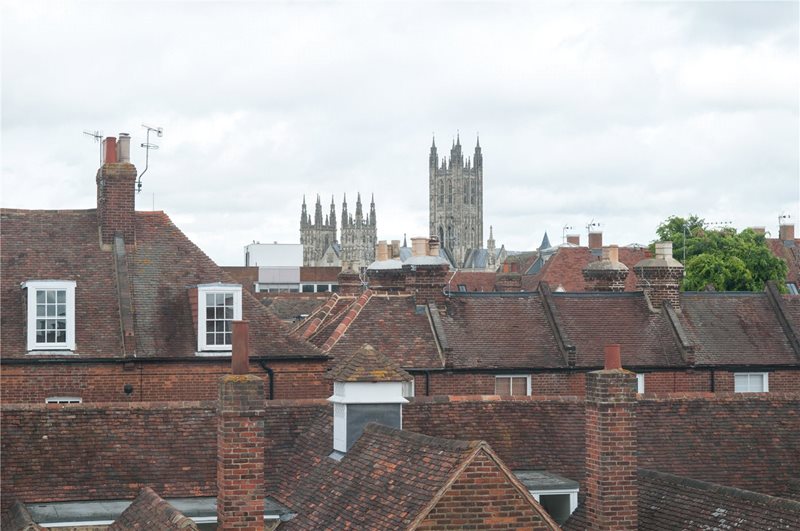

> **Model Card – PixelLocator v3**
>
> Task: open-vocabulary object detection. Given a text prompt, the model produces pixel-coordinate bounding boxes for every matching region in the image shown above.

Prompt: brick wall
[96,163,137,245]
[584,369,638,530]
[217,375,265,530]
[417,450,554,530]
[0,359,328,403]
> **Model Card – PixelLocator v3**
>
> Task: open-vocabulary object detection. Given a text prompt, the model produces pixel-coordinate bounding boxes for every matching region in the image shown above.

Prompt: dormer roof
[326,344,412,382]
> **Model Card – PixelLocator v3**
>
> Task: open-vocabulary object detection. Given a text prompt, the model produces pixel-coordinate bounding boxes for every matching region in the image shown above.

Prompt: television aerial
[138,124,163,193]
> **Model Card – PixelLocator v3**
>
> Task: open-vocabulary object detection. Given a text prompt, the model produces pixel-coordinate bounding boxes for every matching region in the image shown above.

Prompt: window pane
[46,290,56,303]
[36,330,46,342]
[206,307,215,319]
[36,290,46,303]
[56,331,66,342]
[224,307,233,319]
[734,374,747,392]
[37,305,46,316]
[224,294,233,306]
[511,377,527,396]
[215,307,224,319]
[224,333,232,345]
[57,290,66,303]
[47,305,56,316]
[207,333,215,345]
[496,377,511,396]
[216,293,225,305]
[749,374,764,392]
[57,303,66,317]
[47,331,56,342]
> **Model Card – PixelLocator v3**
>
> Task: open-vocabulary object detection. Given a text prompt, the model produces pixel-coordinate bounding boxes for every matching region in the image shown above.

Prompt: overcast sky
[2,1,798,265]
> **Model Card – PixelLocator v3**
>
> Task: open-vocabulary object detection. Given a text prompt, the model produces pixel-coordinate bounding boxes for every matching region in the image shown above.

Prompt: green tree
[653,215,788,292]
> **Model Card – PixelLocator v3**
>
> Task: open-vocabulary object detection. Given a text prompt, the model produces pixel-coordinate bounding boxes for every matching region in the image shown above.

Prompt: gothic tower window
[438,181,444,206]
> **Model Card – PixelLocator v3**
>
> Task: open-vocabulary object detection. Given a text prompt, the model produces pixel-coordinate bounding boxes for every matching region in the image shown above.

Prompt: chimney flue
[116,133,131,163]
[103,137,118,164]
[604,344,621,370]
[231,320,249,375]
[567,234,580,246]
[779,223,795,243]
[588,231,603,250]
[411,237,427,257]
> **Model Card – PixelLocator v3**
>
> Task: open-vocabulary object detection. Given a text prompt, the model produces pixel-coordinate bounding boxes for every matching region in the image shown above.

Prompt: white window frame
[402,379,415,398]
[22,280,77,352]
[46,396,82,404]
[734,372,769,393]
[530,489,579,520]
[197,284,242,353]
[636,373,645,393]
[495,375,532,396]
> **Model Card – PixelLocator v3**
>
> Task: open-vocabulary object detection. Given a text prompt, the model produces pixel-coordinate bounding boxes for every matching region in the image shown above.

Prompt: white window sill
[27,350,77,356]
[195,351,233,357]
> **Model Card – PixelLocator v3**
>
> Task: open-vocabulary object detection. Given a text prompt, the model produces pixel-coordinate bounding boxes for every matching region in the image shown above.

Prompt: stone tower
[340,193,377,270]
[300,195,337,266]
[429,134,483,267]
[300,193,377,269]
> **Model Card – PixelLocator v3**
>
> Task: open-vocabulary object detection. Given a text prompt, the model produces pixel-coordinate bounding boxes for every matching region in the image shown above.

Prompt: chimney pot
[607,245,619,263]
[589,231,603,250]
[376,240,389,261]
[428,236,441,256]
[655,241,673,260]
[231,321,250,375]
[604,344,621,370]
[116,133,131,163]
[779,223,795,242]
[103,136,118,164]
[411,237,427,257]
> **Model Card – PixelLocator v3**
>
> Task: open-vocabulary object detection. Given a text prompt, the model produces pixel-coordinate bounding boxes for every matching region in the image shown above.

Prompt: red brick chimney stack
[588,231,603,252]
[583,245,629,292]
[97,134,137,246]
[217,320,266,531]
[584,344,638,531]
[633,241,684,309]
[566,234,580,246]
[779,223,795,243]
[402,236,450,306]
[337,268,362,296]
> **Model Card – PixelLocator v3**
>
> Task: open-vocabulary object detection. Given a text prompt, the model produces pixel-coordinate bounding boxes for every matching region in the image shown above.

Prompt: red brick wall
[417,450,554,530]
[217,375,265,531]
[0,360,328,403]
[584,370,638,531]
[96,163,137,245]
[410,369,800,398]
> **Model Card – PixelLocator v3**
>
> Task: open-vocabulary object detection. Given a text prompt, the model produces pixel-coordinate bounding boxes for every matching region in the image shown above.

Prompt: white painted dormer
[326,344,412,455]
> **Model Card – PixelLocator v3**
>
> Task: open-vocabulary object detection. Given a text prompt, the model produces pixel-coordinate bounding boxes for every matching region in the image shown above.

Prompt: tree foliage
[654,215,788,292]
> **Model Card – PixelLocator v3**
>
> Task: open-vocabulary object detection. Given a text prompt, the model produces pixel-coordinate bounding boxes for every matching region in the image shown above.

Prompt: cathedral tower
[429,134,483,267]
[300,193,377,269]
[300,195,338,266]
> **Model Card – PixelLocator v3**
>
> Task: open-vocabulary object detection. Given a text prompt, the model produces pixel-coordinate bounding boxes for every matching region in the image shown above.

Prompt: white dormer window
[22,280,76,352]
[197,284,242,352]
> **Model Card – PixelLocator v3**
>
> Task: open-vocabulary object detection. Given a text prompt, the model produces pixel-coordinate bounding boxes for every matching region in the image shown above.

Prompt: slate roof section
[107,487,198,530]
[326,344,412,382]
[1,209,323,359]
[278,423,556,530]
[679,292,797,365]
[551,292,683,367]
[441,293,570,369]
[637,469,800,530]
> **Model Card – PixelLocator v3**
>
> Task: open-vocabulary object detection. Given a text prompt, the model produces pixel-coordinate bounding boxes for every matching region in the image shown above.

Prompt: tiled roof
[1,500,44,531]
[1,209,323,359]
[261,294,329,321]
[521,246,649,292]
[768,238,800,285]
[551,292,683,367]
[279,423,556,530]
[326,344,412,382]
[442,294,569,369]
[679,292,797,365]
[219,266,258,291]
[299,266,341,282]
[107,487,198,530]
[450,271,497,292]
[326,295,444,369]
[637,469,800,530]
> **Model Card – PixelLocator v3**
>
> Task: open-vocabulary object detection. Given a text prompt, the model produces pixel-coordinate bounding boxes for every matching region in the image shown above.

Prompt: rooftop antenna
[562,224,573,244]
[705,220,732,229]
[83,130,103,164]
[138,124,163,193]
[586,219,600,233]
[779,213,792,225]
